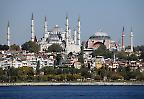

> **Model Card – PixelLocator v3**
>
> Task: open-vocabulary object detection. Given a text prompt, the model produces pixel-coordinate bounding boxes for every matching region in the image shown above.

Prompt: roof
[95,32,108,36]
[89,32,111,40]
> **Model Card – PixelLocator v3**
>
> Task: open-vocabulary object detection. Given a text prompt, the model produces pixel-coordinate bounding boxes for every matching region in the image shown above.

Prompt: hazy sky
[0,0,144,46]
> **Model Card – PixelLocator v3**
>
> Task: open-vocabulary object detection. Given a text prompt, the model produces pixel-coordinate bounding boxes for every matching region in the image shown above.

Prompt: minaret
[44,16,48,38]
[130,27,133,52]
[66,15,69,49]
[121,26,125,50]
[77,16,81,46]
[31,13,35,42]
[7,21,10,46]
[113,53,116,63]
[74,29,77,44]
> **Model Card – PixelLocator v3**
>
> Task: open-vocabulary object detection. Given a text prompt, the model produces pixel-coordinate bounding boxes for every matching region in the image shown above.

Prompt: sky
[0,0,144,46]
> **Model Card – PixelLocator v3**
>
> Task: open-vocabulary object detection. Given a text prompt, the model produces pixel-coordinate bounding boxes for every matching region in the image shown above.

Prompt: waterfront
[0,82,144,86]
[0,85,144,99]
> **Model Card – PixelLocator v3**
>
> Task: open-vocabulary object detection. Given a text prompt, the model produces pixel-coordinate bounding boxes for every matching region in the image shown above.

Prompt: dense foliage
[21,41,40,53]
[10,44,20,51]
[0,45,9,50]
[0,66,144,83]
[134,45,144,52]
[47,44,63,52]
[92,44,113,58]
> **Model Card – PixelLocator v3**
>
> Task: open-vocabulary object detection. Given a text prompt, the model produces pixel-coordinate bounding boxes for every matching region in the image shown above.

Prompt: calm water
[0,85,144,99]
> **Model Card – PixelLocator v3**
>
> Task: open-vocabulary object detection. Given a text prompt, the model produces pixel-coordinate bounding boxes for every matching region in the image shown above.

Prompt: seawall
[0,82,144,86]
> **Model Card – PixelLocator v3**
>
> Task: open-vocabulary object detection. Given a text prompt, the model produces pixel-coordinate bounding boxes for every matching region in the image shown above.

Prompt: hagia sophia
[86,31,117,50]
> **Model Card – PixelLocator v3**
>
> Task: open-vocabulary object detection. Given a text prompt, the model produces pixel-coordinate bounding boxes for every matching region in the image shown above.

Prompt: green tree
[116,51,128,60]
[36,60,40,75]
[0,68,4,76]
[92,44,113,58]
[41,66,55,75]
[140,51,144,61]
[136,72,144,81]
[97,66,107,79]
[17,66,34,81]
[127,54,138,61]
[0,45,9,50]
[80,67,91,78]
[78,54,84,64]
[21,41,40,53]
[134,45,144,52]
[6,67,18,82]
[78,42,84,64]
[0,68,5,82]
[47,44,63,52]
[10,44,20,51]
[120,66,131,80]
[55,54,62,65]
[109,72,123,80]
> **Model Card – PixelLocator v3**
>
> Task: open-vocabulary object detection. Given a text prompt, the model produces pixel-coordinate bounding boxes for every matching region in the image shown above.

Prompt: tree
[47,43,63,52]
[17,66,34,81]
[134,45,144,52]
[109,72,123,80]
[10,44,20,51]
[78,53,84,64]
[0,45,9,50]
[92,44,113,58]
[36,60,40,75]
[78,43,84,64]
[55,54,62,65]
[0,68,4,76]
[41,66,55,75]
[97,66,107,79]
[120,66,131,80]
[116,51,128,60]
[6,67,18,82]
[80,67,91,78]
[21,41,40,53]
[127,54,138,61]
[140,51,144,61]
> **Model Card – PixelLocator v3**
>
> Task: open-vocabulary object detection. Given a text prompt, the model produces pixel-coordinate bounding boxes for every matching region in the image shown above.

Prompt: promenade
[0,82,144,86]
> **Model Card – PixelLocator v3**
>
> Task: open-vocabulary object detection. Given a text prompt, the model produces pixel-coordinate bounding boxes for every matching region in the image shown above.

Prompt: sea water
[0,85,144,99]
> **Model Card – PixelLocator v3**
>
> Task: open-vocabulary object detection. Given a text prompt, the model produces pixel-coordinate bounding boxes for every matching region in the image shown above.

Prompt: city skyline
[0,0,144,46]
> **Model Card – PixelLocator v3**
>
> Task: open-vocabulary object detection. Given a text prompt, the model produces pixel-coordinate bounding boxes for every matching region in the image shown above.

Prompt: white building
[38,15,81,54]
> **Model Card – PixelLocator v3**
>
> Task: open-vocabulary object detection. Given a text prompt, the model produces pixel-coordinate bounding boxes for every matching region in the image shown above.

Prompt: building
[87,31,117,50]
[36,15,81,54]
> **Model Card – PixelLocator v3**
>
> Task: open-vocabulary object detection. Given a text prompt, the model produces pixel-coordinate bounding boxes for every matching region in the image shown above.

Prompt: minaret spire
[121,26,125,50]
[32,13,34,20]
[77,16,81,46]
[7,21,10,46]
[31,13,35,42]
[74,29,77,44]
[44,16,48,38]
[65,14,69,52]
[130,26,133,52]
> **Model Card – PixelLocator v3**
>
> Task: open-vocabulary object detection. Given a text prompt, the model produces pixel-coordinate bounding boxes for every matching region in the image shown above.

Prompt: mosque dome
[95,32,108,37]
[89,32,111,40]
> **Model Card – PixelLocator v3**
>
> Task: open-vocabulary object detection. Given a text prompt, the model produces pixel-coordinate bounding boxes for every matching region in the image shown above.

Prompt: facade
[0,51,55,69]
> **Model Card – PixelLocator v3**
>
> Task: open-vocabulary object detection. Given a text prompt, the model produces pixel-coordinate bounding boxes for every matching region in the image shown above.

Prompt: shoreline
[0,82,144,86]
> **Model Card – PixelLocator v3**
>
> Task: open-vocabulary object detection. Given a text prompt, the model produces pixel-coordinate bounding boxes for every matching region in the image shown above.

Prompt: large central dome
[95,32,109,37]
[89,32,111,40]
